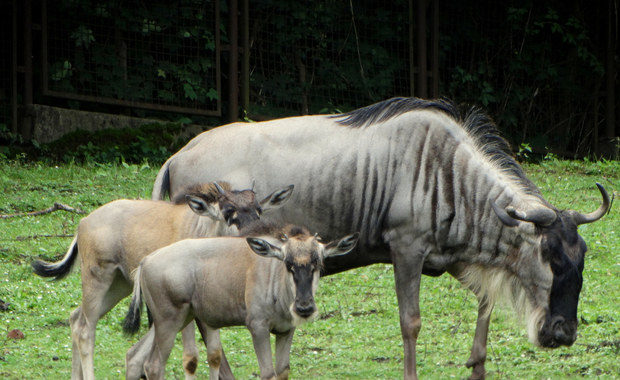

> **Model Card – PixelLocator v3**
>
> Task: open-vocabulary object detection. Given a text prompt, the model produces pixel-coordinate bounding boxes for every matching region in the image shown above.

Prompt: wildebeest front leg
[390,246,427,380]
[249,319,277,380]
[448,264,490,380]
[274,329,295,379]
[465,301,492,380]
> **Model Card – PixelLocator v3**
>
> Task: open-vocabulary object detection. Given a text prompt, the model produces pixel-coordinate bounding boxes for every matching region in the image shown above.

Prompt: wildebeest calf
[31,182,294,380]
[123,223,359,380]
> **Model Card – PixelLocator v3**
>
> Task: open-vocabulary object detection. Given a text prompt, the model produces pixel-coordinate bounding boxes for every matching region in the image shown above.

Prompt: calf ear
[324,232,359,258]
[260,185,294,212]
[246,238,284,261]
[186,195,222,221]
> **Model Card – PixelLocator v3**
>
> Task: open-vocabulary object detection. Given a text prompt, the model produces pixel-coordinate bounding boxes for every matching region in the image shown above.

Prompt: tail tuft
[122,300,142,336]
[31,237,79,280]
[122,264,144,335]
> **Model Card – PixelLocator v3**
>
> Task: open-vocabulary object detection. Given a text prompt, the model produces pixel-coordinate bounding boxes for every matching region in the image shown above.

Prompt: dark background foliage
[1,0,617,162]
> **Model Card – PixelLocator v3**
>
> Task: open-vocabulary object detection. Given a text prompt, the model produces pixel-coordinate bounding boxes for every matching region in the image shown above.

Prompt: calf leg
[248,319,276,380]
[69,307,84,380]
[181,322,200,379]
[126,327,155,380]
[216,349,235,380]
[145,312,189,380]
[274,330,295,380]
[390,246,426,380]
[72,272,130,380]
[196,320,224,380]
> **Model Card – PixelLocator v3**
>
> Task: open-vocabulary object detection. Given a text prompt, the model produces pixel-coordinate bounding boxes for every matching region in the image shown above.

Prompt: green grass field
[0,159,618,379]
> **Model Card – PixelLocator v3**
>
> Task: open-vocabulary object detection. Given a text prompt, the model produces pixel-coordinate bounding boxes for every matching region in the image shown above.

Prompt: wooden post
[416,0,427,99]
[228,0,239,122]
[431,0,439,98]
[605,0,616,143]
[409,0,415,97]
[11,0,18,134]
[241,0,249,116]
[22,0,33,139]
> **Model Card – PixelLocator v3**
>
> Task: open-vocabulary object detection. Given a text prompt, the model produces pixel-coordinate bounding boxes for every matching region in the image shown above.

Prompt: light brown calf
[123,223,358,380]
[32,182,294,380]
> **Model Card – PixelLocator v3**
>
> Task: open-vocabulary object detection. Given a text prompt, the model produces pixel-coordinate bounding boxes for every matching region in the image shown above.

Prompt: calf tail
[122,265,144,335]
[151,160,171,200]
[31,236,79,280]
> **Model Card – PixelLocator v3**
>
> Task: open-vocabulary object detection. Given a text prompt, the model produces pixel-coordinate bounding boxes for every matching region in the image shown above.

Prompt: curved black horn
[491,202,519,227]
[570,183,611,225]
[214,182,226,195]
[505,206,557,226]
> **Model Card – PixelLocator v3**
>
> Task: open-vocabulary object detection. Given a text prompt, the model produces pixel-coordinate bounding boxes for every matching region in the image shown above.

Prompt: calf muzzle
[294,298,316,318]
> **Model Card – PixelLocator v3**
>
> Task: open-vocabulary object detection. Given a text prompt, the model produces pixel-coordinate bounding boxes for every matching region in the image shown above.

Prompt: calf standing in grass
[123,223,359,380]
[32,182,294,380]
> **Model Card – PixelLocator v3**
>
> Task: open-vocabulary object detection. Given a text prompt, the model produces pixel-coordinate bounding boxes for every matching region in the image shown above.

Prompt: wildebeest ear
[246,237,284,260]
[324,232,359,258]
[186,195,222,221]
[260,185,295,212]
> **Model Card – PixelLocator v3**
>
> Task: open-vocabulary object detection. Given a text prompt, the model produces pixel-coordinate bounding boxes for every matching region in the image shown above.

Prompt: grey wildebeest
[31,182,294,380]
[122,223,359,380]
[151,97,610,379]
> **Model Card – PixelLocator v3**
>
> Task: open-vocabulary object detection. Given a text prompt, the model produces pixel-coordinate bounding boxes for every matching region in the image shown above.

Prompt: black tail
[31,236,79,280]
[151,161,171,200]
[122,265,143,335]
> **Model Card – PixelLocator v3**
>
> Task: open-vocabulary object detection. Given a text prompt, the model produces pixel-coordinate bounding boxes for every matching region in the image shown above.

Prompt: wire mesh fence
[4,0,615,156]
[248,0,413,117]
[42,0,221,116]
[0,3,14,134]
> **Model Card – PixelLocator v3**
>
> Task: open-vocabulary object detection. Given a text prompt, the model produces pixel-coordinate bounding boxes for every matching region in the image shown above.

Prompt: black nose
[540,316,577,348]
[295,300,316,318]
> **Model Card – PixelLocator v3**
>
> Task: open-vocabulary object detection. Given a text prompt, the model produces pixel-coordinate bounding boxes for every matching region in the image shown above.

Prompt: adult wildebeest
[122,223,358,380]
[151,97,610,379]
[32,182,294,380]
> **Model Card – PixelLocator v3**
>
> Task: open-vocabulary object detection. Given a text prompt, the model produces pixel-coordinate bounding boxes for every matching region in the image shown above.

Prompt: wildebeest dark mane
[460,106,543,198]
[171,181,233,205]
[334,97,458,128]
[335,97,543,198]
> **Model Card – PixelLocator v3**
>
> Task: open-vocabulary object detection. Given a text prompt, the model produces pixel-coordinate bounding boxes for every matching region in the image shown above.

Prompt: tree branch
[0,203,86,219]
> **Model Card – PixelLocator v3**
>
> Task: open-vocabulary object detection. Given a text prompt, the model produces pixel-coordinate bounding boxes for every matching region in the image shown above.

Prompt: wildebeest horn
[214,182,226,195]
[492,202,557,227]
[569,183,611,225]
[250,179,256,191]
[505,206,557,226]
[491,202,519,227]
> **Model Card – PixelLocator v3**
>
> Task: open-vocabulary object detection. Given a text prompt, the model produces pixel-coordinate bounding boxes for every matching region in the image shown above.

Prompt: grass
[0,158,618,379]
